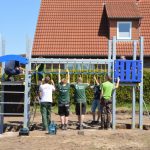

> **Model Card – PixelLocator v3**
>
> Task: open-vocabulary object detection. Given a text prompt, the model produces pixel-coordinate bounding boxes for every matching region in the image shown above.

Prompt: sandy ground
[0,112,150,150]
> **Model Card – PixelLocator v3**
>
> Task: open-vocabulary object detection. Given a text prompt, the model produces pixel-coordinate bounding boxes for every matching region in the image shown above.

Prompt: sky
[0,0,41,55]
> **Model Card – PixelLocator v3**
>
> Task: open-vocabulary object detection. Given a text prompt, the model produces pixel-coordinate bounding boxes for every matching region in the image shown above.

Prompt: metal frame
[0,35,144,134]
[111,36,144,129]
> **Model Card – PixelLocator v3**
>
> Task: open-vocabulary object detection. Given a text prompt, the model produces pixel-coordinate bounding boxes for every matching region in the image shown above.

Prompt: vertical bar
[132,61,136,82]
[120,61,125,82]
[139,37,144,129]
[112,36,116,129]
[126,61,131,81]
[132,41,137,129]
[0,35,5,134]
[137,61,142,82]
[108,40,112,77]
[23,37,32,129]
[132,86,136,129]
[133,40,137,60]
[114,60,119,82]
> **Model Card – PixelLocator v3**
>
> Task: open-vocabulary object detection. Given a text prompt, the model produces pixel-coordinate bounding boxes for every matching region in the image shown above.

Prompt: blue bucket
[48,121,57,135]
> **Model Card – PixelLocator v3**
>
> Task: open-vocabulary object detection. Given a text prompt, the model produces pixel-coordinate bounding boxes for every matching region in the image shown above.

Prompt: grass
[31,102,150,114]
[117,102,150,112]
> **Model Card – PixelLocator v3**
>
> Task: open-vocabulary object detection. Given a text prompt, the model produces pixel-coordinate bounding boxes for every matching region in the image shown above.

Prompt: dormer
[105,2,142,40]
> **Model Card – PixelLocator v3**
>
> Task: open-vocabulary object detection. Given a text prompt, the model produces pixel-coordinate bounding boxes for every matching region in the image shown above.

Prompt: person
[57,68,70,130]
[91,76,101,124]
[4,60,24,81]
[39,76,55,131]
[72,76,89,129]
[100,75,120,129]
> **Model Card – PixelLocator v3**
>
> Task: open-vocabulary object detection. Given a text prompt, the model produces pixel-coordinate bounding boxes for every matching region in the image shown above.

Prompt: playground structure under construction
[0,36,145,135]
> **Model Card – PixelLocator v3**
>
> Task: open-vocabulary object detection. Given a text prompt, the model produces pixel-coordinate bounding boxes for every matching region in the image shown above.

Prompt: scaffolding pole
[0,34,5,134]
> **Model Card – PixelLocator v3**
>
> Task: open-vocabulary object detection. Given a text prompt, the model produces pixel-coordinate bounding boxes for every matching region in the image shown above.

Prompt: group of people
[38,69,120,131]
[3,60,120,131]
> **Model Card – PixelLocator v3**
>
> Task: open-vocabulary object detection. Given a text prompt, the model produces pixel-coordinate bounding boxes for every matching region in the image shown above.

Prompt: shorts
[91,99,101,113]
[58,103,70,117]
[75,103,86,115]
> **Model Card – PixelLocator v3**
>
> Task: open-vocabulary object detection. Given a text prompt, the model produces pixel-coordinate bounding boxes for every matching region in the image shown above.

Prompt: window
[117,22,132,40]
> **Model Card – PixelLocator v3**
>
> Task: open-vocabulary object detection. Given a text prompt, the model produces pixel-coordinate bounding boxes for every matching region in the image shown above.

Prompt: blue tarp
[0,55,28,64]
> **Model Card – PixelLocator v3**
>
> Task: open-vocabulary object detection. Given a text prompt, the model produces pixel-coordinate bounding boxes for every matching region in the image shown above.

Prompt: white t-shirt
[39,83,55,103]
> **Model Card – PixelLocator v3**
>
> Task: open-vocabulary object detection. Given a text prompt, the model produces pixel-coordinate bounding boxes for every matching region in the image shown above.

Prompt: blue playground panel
[114,60,142,83]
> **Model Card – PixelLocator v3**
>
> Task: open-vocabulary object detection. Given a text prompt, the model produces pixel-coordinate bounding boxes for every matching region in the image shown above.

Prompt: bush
[2,70,149,105]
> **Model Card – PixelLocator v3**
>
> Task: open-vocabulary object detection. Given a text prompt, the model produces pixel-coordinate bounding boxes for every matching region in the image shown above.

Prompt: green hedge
[1,71,149,105]
[31,71,150,105]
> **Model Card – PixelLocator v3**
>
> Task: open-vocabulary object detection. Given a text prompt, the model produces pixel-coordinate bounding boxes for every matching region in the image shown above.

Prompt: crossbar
[30,58,113,64]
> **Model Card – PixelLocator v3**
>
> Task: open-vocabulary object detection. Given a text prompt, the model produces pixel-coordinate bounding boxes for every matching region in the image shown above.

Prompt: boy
[5,60,24,81]
[100,75,120,129]
[72,76,89,129]
[57,69,70,130]
[39,76,55,131]
[91,76,101,124]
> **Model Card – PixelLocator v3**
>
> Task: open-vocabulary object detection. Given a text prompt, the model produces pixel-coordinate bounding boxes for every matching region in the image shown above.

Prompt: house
[32,0,150,67]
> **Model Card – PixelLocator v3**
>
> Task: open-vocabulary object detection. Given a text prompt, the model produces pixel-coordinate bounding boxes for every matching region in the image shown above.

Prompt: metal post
[132,40,137,129]
[132,86,136,129]
[108,40,112,77]
[23,37,32,130]
[139,36,144,129]
[112,36,117,129]
[0,35,5,134]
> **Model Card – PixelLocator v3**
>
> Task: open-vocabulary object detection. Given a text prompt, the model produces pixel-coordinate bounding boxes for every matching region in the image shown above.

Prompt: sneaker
[91,120,96,124]
[64,124,68,130]
[76,125,83,130]
[61,124,65,130]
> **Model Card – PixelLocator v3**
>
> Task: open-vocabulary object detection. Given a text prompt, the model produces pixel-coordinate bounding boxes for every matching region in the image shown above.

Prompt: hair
[44,76,50,83]
[61,78,67,84]
[77,77,83,83]
[106,75,112,82]
[97,76,101,81]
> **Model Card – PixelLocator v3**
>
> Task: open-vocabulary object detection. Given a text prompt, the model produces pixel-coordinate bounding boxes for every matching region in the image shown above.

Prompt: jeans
[40,102,51,130]
[100,98,112,129]
[91,99,101,113]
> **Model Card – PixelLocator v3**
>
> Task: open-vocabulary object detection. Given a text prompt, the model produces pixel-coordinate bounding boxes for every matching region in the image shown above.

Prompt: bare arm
[94,76,100,85]
[115,77,120,89]
[58,68,61,83]
[66,69,70,83]
[51,79,56,91]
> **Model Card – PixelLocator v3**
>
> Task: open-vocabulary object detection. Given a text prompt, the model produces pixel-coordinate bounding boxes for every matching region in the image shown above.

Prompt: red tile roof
[105,2,141,19]
[32,0,150,57]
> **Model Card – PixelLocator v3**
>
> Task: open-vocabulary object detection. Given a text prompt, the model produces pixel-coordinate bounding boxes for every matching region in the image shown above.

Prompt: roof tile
[32,0,150,57]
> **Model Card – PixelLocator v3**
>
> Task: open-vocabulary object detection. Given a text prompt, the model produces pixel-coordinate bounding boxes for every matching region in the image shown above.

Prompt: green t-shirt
[101,81,114,100]
[72,83,89,103]
[58,83,70,104]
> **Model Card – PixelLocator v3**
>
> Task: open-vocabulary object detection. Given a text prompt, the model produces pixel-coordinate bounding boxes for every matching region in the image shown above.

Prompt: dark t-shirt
[72,83,89,103]
[57,83,70,104]
[5,61,19,72]
[93,85,101,100]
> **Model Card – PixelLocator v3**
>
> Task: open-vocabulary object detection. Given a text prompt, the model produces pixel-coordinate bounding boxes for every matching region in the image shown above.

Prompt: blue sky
[0,0,41,54]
